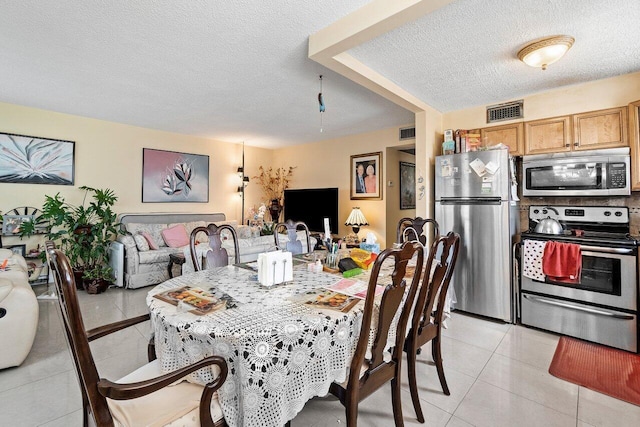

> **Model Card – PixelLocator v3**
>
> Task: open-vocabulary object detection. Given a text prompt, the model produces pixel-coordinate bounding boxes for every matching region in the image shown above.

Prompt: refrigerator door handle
[440,197,502,205]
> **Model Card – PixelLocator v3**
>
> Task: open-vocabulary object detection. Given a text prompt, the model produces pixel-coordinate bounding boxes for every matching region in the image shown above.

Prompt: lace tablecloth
[147,265,367,427]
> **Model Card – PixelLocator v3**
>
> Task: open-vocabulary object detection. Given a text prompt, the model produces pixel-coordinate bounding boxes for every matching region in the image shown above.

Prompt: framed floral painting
[0,132,74,185]
[399,161,416,209]
[350,152,382,200]
[142,148,209,203]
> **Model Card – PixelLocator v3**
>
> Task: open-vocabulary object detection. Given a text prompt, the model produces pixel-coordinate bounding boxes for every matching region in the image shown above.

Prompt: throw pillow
[237,225,252,239]
[133,234,150,252]
[161,224,189,248]
[141,231,159,250]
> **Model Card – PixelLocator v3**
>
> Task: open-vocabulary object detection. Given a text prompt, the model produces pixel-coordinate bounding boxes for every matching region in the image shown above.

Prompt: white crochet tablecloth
[147,264,374,427]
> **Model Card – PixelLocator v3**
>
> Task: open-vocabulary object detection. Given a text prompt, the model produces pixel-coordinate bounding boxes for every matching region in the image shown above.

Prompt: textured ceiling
[0,1,639,148]
[350,0,640,112]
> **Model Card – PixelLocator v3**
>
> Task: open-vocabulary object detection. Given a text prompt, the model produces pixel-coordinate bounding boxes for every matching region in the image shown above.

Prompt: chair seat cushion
[107,359,223,427]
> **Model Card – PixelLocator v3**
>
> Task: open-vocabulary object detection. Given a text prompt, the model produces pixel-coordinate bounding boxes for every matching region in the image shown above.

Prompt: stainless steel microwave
[522,148,630,197]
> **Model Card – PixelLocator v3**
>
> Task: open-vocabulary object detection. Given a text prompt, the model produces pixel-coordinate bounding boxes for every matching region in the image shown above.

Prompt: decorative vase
[269,199,282,222]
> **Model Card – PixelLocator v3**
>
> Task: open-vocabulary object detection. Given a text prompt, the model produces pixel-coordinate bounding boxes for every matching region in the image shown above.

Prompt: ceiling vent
[486,100,523,123]
[399,126,416,140]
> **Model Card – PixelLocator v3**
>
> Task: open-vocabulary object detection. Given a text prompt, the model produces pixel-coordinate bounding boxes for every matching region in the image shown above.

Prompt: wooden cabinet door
[524,116,571,155]
[629,100,640,191]
[573,106,628,151]
[481,122,524,156]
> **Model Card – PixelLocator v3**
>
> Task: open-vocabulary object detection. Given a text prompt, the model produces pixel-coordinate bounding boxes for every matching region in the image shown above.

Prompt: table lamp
[345,207,368,244]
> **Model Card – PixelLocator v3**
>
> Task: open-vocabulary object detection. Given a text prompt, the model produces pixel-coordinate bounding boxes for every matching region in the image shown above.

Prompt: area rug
[549,336,640,406]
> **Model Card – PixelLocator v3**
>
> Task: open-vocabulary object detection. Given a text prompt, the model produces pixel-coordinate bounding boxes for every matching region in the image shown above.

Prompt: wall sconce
[518,35,574,70]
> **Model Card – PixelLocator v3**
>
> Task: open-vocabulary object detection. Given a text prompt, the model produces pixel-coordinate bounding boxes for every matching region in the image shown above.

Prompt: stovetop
[523,205,638,248]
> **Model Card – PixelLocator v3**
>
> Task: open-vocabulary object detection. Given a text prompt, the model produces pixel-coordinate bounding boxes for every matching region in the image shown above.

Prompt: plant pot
[73,268,85,290]
[84,278,110,294]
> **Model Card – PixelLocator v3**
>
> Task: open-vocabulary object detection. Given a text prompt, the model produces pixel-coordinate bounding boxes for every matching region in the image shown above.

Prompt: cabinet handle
[565,143,570,147]
[574,141,579,146]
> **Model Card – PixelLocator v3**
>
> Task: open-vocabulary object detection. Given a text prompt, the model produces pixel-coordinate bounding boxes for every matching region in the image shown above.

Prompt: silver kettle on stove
[533,207,563,235]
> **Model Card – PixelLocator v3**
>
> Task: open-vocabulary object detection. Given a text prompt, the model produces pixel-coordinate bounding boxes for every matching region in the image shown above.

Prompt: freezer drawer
[436,200,514,322]
[521,292,637,352]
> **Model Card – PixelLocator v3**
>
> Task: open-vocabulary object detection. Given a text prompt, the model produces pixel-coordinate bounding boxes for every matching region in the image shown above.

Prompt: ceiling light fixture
[518,35,574,70]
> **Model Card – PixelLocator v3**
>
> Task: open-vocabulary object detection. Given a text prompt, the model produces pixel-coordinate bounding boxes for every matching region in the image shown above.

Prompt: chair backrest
[47,246,115,426]
[348,241,424,387]
[190,223,240,270]
[273,220,311,255]
[396,217,439,246]
[410,232,460,335]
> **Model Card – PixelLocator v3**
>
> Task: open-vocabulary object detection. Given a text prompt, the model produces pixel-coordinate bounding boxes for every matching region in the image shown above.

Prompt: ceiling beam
[308,0,454,113]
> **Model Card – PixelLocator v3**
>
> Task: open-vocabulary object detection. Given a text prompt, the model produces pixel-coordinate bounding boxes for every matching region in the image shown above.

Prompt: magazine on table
[295,288,360,313]
[153,286,229,315]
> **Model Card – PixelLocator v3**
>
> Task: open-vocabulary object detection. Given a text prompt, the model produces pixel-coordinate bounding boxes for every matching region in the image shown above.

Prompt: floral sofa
[114,213,315,289]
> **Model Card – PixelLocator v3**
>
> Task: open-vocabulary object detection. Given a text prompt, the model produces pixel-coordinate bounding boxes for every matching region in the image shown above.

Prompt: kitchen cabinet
[524,106,628,155]
[629,99,640,191]
[524,116,571,155]
[480,122,524,156]
[572,106,627,151]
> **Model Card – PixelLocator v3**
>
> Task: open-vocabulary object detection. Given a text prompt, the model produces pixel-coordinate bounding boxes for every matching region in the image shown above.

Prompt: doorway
[385,145,416,246]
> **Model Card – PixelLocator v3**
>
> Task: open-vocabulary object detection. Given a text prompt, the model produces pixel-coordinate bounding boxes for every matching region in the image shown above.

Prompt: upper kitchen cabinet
[572,106,627,151]
[481,122,524,156]
[629,100,640,191]
[524,116,571,155]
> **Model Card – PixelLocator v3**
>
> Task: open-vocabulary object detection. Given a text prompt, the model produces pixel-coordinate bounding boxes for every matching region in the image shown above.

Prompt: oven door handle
[578,245,635,255]
[522,294,635,320]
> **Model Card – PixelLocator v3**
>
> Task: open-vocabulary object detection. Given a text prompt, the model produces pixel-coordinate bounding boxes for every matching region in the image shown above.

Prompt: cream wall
[273,125,423,248]
[385,148,416,245]
[443,71,640,130]
[0,102,272,232]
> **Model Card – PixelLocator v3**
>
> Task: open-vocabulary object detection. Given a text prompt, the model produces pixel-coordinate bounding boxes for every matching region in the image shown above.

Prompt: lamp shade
[345,207,368,226]
[518,35,574,70]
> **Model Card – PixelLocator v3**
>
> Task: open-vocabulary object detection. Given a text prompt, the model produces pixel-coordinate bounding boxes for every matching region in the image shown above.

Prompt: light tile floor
[1,285,639,427]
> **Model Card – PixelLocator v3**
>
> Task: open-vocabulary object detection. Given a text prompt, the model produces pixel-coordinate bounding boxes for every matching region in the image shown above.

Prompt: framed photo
[142,148,209,203]
[0,132,75,185]
[350,152,382,200]
[399,161,416,210]
[5,244,26,257]
[1,215,34,235]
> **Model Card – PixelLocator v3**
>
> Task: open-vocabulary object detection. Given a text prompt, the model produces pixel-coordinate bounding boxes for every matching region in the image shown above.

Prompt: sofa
[113,213,316,289]
[0,248,39,369]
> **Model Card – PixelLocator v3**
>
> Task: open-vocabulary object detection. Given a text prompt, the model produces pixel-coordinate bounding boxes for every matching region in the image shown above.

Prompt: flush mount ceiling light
[518,35,574,70]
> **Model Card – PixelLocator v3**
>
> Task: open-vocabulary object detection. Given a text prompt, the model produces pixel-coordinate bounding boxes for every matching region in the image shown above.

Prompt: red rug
[549,336,640,406]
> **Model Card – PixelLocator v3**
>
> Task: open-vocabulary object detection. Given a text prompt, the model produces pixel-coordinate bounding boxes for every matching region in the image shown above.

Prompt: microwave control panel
[608,163,627,188]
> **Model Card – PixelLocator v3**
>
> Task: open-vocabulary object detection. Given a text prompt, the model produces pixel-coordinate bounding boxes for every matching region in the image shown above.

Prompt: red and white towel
[542,241,582,284]
[522,240,547,281]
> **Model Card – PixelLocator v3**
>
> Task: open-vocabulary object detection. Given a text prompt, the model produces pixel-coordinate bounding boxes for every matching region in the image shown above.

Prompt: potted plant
[253,166,295,222]
[20,186,120,293]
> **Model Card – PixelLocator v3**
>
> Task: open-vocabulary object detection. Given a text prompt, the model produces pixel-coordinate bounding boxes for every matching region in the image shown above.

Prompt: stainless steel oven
[520,206,638,352]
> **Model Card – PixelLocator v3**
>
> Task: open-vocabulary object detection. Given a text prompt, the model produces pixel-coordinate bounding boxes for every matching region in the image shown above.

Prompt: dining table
[146,257,387,427]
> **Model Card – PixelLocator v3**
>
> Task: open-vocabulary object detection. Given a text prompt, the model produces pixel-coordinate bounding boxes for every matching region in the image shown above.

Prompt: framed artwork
[350,152,382,200]
[0,132,74,185]
[1,215,34,235]
[142,148,209,203]
[5,244,26,257]
[399,161,416,210]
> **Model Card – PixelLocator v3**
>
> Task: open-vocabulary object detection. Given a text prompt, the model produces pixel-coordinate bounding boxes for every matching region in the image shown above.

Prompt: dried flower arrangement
[253,166,295,205]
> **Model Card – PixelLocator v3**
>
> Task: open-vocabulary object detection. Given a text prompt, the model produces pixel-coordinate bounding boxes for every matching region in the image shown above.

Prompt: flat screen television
[284,188,338,234]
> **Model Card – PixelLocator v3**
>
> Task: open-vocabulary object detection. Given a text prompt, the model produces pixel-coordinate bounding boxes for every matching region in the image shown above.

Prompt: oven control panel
[529,206,629,223]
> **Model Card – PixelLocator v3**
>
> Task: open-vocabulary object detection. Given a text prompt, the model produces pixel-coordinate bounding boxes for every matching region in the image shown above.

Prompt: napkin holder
[257,250,293,287]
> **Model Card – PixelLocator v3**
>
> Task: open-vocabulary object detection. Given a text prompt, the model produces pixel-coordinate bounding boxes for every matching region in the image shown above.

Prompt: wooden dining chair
[273,220,312,255]
[405,231,460,423]
[328,241,425,427]
[396,217,439,246]
[47,246,229,427]
[190,223,240,269]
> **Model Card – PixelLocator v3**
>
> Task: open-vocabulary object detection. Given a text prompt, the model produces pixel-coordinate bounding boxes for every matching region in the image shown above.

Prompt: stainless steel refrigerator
[435,149,518,323]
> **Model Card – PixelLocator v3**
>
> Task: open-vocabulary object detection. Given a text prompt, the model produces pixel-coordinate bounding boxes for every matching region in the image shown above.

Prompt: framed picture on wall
[142,148,209,203]
[0,132,74,185]
[399,161,416,210]
[5,244,26,257]
[350,152,382,200]
[1,215,34,235]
